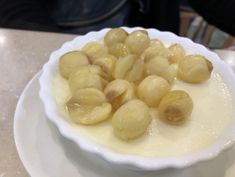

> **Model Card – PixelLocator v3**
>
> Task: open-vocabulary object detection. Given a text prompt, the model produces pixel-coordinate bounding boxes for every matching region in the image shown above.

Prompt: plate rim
[14,72,42,177]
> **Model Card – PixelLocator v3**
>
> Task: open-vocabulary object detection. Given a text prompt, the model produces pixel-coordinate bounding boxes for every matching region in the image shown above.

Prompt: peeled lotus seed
[112,99,151,140]
[141,45,172,62]
[68,87,106,105]
[177,55,213,83]
[108,43,130,58]
[59,51,89,79]
[71,64,109,81]
[82,42,108,62]
[104,28,128,46]
[93,54,117,77]
[125,59,144,82]
[104,79,135,110]
[168,43,185,63]
[149,39,165,48]
[125,30,150,55]
[161,65,177,83]
[145,56,169,76]
[67,88,111,125]
[137,75,170,107]
[68,65,108,93]
[114,54,144,82]
[158,90,193,124]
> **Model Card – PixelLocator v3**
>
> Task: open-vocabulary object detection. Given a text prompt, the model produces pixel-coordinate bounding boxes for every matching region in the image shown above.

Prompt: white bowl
[39,27,235,170]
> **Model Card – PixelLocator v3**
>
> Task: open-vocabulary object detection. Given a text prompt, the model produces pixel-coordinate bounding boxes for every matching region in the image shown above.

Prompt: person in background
[0,0,179,34]
[0,0,234,36]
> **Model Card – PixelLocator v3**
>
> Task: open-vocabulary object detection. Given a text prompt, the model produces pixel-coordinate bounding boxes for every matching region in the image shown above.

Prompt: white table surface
[0,28,75,177]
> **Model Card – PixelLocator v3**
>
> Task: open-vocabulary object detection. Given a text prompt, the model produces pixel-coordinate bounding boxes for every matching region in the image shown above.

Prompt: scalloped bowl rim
[39,27,235,170]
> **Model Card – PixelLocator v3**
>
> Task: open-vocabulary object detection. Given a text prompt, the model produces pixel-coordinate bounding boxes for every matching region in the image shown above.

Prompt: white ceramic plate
[39,27,235,170]
[14,72,235,177]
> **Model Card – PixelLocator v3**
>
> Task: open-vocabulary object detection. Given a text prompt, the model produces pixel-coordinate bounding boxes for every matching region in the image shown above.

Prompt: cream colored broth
[53,72,232,157]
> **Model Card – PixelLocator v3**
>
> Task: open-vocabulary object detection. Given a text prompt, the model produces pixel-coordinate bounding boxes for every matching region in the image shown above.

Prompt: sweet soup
[53,72,232,156]
[53,28,232,157]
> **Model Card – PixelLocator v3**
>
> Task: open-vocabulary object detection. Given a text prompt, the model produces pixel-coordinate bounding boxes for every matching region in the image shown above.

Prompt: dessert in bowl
[39,27,235,170]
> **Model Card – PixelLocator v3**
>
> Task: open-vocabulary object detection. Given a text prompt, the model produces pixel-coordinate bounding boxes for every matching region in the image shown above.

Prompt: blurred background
[0,0,234,49]
[179,0,235,49]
